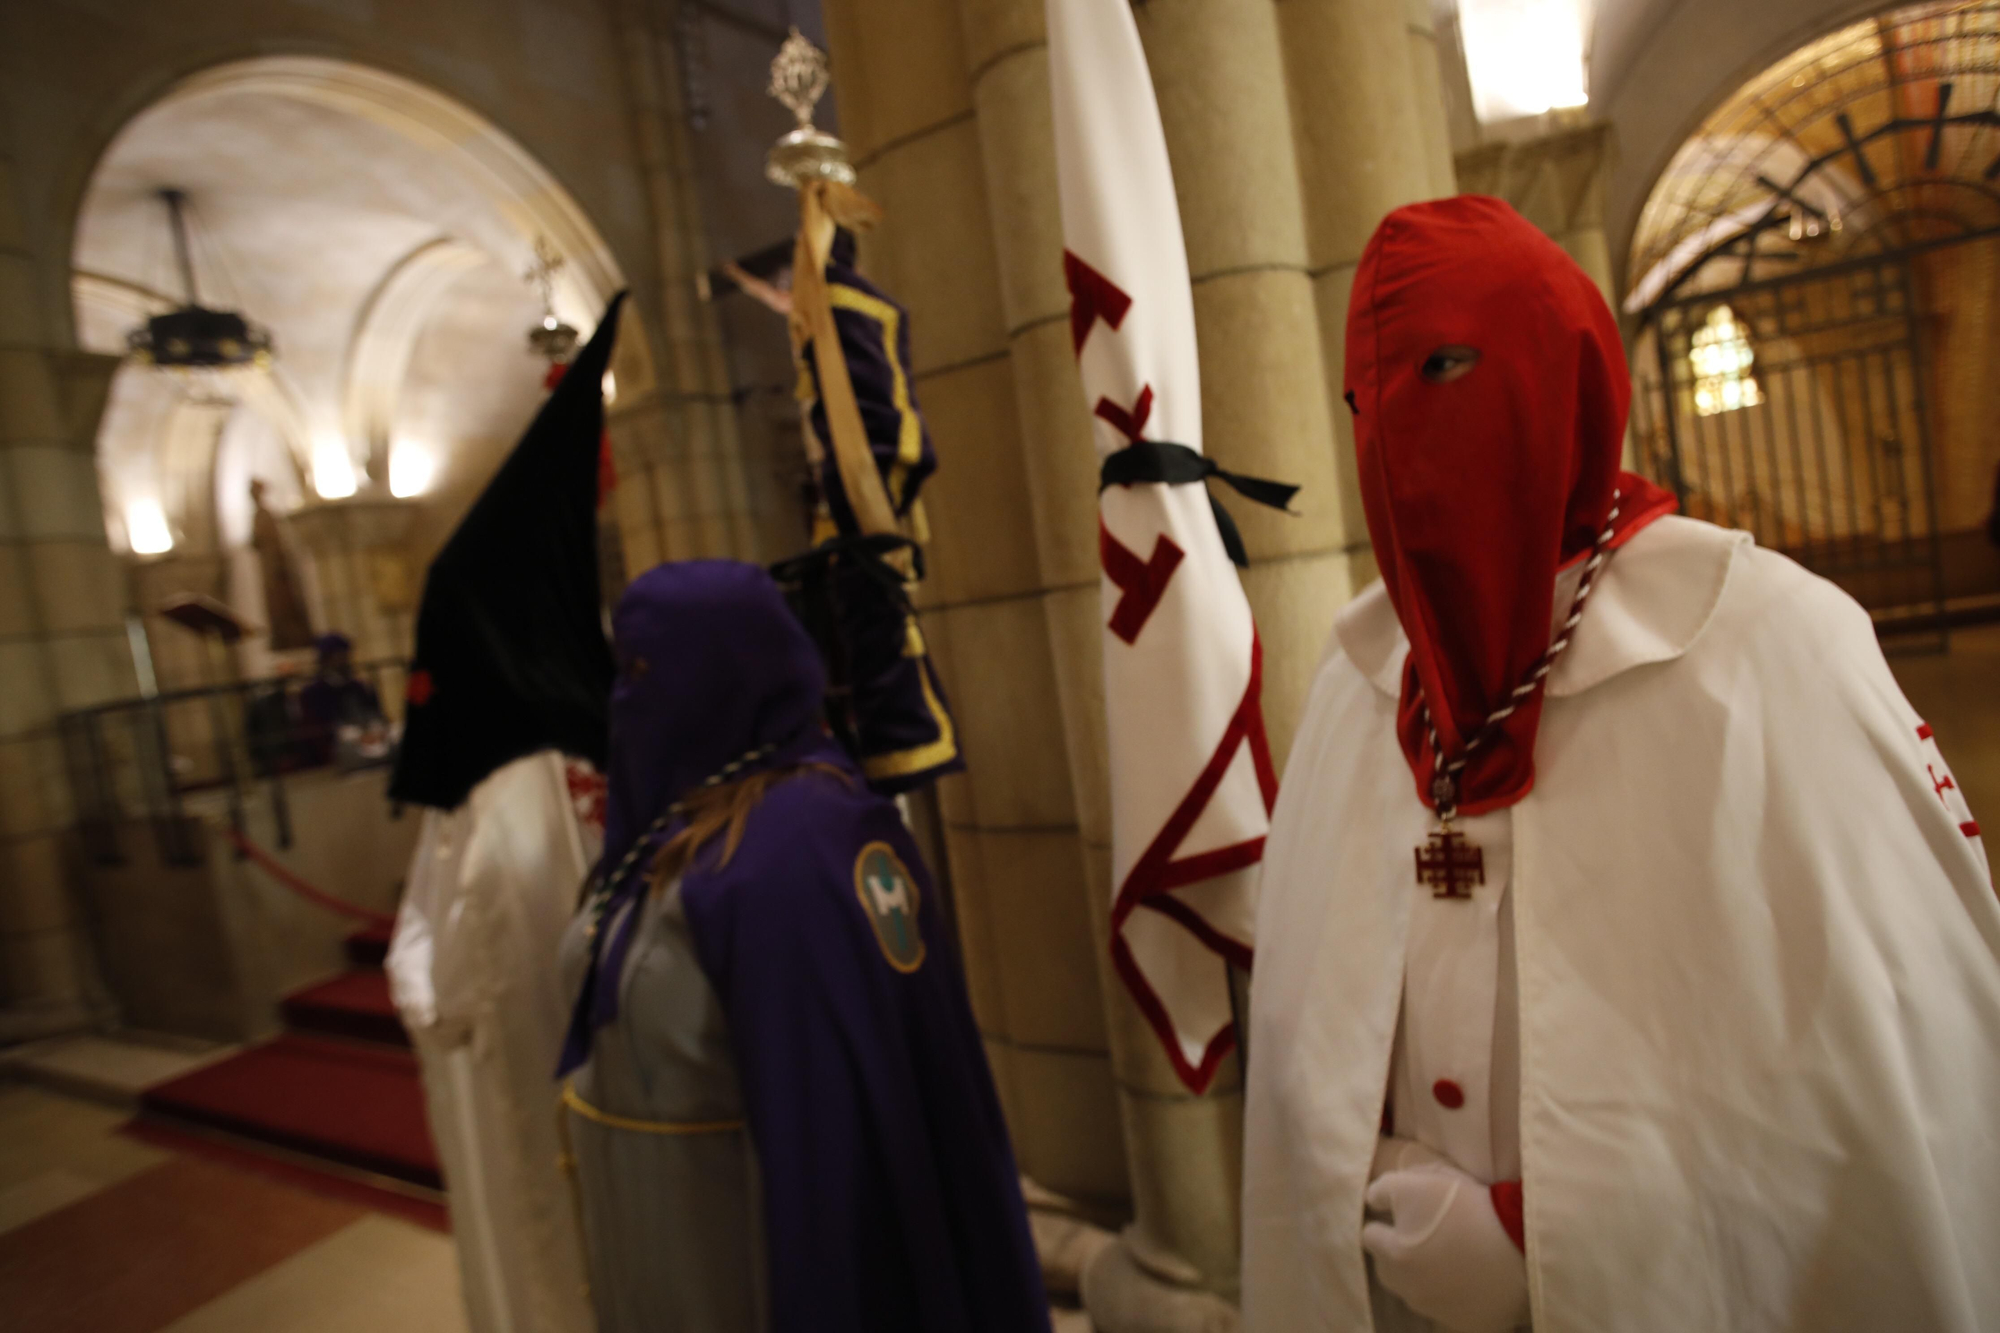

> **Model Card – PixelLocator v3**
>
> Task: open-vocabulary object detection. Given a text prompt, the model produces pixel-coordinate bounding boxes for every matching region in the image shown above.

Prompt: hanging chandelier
[525,236,579,363]
[125,189,274,370]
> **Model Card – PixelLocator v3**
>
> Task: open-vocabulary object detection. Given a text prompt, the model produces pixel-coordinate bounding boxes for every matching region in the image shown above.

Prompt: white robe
[1243,515,1998,1333]
[388,752,596,1333]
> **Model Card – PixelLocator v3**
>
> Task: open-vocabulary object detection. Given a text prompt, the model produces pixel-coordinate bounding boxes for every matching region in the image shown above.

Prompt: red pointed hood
[1345,196,1675,816]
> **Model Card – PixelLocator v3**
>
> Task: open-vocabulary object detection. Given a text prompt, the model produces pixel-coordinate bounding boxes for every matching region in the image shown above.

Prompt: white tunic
[388,752,597,1333]
[1244,516,1997,1333]
[1388,816,1518,1188]
[1390,562,1594,1188]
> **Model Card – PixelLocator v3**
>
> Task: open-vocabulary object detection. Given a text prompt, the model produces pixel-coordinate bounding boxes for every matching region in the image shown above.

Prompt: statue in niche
[248,477,314,651]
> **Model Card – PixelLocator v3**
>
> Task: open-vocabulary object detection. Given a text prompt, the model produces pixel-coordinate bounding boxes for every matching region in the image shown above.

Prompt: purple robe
[561,560,1047,1333]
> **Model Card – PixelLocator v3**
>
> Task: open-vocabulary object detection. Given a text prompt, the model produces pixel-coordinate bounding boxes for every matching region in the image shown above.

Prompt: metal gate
[1631,252,1949,640]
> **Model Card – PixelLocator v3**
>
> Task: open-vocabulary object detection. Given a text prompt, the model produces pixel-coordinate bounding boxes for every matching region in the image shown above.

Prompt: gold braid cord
[789,178,900,539]
[560,1080,745,1136]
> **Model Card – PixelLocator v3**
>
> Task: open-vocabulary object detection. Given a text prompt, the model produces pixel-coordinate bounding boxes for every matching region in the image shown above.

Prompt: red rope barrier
[226,828,397,930]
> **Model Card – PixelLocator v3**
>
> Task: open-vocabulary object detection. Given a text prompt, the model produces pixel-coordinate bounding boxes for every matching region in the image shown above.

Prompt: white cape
[1244,516,1998,1333]
[388,751,595,1333]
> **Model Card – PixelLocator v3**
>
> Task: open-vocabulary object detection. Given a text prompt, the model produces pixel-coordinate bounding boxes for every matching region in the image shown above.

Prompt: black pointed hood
[389,291,627,810]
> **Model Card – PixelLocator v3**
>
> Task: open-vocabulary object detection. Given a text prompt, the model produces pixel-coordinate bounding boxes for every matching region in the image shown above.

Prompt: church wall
[0,100,125,1027]
[675,6,833,570]
[1912,239,2000,539]
[599,0,767,576]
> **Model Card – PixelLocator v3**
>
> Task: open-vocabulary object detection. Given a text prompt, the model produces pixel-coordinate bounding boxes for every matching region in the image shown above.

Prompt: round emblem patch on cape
[853,841,926,973]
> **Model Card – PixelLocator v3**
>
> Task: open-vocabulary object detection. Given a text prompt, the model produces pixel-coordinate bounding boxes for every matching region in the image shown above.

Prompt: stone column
[1278,0,1456,569]
[1135,0,1354,786]
[604,0,766,577]
[1405,0,1460,195]
[0,138,129,1037]
[1432,7,1485,159]
[1455,121,1618,301]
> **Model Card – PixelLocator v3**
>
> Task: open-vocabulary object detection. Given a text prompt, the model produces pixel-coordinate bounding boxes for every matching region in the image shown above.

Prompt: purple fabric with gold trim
[790,232,961,794]
[833,552,964,795]
[802,230,937,534]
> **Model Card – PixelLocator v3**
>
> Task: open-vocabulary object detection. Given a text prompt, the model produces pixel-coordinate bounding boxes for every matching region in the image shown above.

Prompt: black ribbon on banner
[1098,440,1300,568]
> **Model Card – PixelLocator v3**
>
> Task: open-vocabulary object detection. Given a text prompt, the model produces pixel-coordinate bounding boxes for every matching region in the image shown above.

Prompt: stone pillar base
[1083,1235,1241,1333]
[0,997,95,1044]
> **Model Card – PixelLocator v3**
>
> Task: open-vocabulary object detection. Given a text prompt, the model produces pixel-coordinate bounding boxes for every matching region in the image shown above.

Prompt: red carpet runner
[134,924,445,1216]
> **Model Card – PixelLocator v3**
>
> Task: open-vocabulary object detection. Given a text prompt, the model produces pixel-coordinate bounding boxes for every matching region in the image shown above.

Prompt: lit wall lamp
[1458,0,1590,123]
[312,432,359,499]
[125,498,175,555]
[389,438,438,498]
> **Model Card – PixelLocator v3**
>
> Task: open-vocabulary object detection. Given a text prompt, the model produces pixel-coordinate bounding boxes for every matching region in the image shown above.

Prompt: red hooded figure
[1244,197,1997,1333]
[1346,195,1674,817]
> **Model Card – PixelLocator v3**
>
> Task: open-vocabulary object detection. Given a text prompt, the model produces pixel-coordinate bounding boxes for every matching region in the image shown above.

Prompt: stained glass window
[1689,305,1764,416]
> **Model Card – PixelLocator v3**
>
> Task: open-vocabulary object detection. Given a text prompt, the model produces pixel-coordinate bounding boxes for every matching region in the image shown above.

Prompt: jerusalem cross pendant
[1415,827,1484,900]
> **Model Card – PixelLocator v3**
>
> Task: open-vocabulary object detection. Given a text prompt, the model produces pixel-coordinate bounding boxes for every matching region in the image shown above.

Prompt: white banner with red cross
[1047,0,1278,1092]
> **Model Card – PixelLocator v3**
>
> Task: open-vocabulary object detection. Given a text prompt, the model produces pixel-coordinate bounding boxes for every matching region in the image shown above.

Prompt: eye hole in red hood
[1419,346,1481,384]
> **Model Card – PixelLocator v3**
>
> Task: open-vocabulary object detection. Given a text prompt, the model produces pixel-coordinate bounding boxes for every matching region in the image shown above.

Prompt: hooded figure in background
[384,293,628,1333]
[298,632,385,767]
[554,559,1048,1333]
[1242,197,1998,1333]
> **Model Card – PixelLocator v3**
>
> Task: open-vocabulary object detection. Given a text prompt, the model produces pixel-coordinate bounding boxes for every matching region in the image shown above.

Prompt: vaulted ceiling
[75,79,577,553]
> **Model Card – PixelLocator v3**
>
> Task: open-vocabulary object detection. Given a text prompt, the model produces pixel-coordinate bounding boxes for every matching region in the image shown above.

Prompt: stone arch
[343,237,492,477]
[71,53,655,560]
[1599,0,1890,299]
[1623,1,2000,308]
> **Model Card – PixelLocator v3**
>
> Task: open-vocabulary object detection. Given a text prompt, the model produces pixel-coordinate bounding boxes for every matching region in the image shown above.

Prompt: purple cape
[682,765,1049,1333]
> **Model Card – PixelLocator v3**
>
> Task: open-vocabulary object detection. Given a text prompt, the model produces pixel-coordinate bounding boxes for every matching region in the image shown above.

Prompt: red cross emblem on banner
[1100,522,1183,645]
[1065,250,1132,355]
[1095,384,1153,442]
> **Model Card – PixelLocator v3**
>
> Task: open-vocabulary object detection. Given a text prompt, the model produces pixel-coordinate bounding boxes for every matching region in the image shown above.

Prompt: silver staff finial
[765,28,856,188]
[768,26,830,129]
